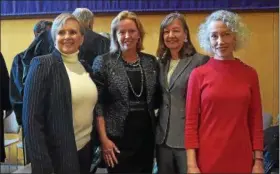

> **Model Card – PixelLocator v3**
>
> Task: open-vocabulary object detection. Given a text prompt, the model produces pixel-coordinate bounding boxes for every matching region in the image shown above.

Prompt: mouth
[63,42,73,47]
[167,40,178,44]
[124,40,133,44]
[216,47,228,51]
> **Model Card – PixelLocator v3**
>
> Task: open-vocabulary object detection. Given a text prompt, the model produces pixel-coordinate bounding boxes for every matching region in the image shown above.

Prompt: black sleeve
[22,57,54,174]
[92,55,108,117]
[154,59,162,110]
[0,52,12,112]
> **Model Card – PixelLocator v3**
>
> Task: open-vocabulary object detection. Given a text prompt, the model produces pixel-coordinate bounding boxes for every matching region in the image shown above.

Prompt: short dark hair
[33,20,53,35]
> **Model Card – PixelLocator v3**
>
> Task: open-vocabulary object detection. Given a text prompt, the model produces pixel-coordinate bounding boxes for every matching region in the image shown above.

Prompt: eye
[69,30,77,35]
[163,30,169,34]
[210,34,217,39]
[224,32,231,36]
[58,30,65,35]
[118,30,125,35]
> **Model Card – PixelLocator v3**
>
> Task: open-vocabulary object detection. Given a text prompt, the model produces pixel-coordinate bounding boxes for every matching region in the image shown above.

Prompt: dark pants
[107,136,154,173]
[78,141,93,174]
[107,147,154,173]
[156,144,187,174]
[0,112,5,162]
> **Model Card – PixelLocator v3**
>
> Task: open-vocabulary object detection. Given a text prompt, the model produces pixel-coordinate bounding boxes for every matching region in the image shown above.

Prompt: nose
[64,32,71,39]
[217,36,225,45]
[125,31,130,38]
[168,31,174,37]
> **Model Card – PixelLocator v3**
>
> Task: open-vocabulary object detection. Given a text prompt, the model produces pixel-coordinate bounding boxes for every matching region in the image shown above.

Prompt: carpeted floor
[0,164,23,174]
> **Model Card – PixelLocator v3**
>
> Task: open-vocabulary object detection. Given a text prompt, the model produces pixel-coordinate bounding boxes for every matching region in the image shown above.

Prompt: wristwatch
[254,157,264,161]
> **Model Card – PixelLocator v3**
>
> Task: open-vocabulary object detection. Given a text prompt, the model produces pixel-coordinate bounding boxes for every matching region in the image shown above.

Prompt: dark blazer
[156,53,209,148]
[9,51,24,125]
[22,49,93,174]
[10,30,54,125]
[92,52,161,137]
[0,52,12,162]
[79,29,110,67]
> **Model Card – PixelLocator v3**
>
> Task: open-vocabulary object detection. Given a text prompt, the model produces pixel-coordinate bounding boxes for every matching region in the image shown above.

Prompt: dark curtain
[1,0,278,17]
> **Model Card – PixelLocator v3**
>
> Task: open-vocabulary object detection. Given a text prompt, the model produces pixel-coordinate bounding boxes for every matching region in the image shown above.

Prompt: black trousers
[107,146,154,173]
[78,141,93,174]
[0,112,5,162]
[107,136,154,173]
[156,144,187,174]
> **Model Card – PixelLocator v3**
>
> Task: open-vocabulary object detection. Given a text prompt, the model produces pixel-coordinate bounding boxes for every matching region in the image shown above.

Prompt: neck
[170,50,180,60]
[214,53,235,60]
[58,49,79,63]
[122,50,138,63]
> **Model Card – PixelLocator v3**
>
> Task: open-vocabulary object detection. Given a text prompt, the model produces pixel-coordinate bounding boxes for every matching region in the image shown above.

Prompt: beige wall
[1,12,279,121]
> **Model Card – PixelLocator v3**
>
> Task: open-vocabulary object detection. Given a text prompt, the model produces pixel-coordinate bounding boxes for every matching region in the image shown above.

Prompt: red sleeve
[185,69,201,149]
[248,69,264,151]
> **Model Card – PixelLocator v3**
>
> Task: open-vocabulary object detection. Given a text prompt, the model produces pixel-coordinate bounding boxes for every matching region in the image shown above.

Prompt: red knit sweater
[185,58,264,173]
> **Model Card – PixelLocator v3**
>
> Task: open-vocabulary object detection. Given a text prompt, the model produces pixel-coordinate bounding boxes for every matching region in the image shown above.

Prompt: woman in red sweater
[185,10,264,173]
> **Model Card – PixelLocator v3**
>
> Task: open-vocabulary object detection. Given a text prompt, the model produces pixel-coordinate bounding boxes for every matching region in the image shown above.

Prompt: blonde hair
[51,13,85,43]
[110,10,145,53]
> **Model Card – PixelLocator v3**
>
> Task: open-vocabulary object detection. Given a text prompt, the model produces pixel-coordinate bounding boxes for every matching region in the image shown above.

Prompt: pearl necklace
[123,56,144,98]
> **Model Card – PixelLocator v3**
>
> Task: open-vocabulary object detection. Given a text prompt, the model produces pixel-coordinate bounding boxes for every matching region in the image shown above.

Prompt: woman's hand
[101,138,120,168]
[252,160,264,174]
[188,166,201,174]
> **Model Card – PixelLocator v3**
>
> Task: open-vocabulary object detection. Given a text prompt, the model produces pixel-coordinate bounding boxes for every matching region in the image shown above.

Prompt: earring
[184,38,188,43]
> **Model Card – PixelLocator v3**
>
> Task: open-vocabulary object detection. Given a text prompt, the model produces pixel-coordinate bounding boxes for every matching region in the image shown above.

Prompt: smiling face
[116,19,140,52]
[55,19,84,54]
[209,20,236,60]
[163,19,187,52]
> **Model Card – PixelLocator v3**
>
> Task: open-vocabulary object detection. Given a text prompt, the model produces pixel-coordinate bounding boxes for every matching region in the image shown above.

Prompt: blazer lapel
[140,53,156,105]
[52,49,72,115]
[110,53,129,103]
[159,60,170,92]
[169,56,193,90]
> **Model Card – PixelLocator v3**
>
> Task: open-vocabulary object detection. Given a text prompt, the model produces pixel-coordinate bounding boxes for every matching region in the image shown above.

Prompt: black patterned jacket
[92,52,161,137]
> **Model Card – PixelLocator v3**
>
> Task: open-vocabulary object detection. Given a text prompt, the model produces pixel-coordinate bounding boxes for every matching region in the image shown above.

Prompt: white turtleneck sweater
[60,51,98,150]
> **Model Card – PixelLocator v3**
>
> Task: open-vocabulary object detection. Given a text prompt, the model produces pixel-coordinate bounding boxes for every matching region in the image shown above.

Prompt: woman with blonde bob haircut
[23,13,98,174]
[185,10,264,173]
[92,10,160,173]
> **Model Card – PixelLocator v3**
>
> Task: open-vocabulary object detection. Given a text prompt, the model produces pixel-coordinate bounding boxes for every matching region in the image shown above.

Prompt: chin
[166,45,180,50]
[63,49,76,54]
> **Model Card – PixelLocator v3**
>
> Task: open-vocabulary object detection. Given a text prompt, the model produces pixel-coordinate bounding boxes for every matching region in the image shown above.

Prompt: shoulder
[29,53,59,74]
[238,59,259,80]
[33,53,54,65]
[92,52,114,71]
[190,56,211,77]
[94,52,114,63]
[192,53,210,64]
[140,52,157,63]
[87,30,109,42]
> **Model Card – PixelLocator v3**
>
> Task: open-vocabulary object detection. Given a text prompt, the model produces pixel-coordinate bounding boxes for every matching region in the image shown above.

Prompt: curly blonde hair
[198,10,249,53]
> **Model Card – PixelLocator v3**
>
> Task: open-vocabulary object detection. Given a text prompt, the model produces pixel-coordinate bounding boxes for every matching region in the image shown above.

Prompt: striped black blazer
[22,49,94,174]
